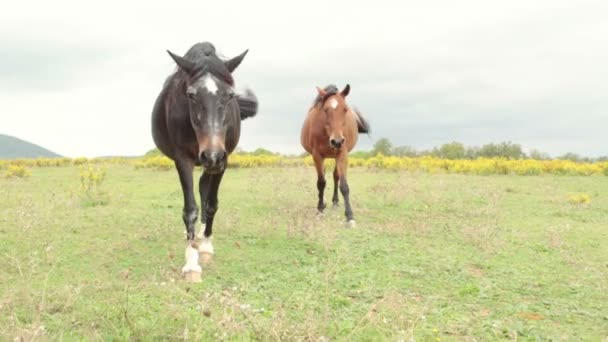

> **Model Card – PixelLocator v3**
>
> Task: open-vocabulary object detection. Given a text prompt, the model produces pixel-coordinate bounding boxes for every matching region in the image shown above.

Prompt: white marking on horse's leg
[198,237,214,254]
[198,236,214,264]
[347,220,356,228]
[196,223,206,240]
[202,74,218,95]
[329,98,338,109]
[182,244,202,282]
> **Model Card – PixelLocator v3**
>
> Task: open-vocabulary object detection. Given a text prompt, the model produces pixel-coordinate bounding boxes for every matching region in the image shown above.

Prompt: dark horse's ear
[340,84,351,98]
[225,49,249,73]
[167,50,196,74]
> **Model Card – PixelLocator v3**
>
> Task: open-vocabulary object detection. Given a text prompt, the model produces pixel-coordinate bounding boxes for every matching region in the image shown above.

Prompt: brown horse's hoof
[183,271,202,282]
[346,220,356,228]
[316,211,325,218]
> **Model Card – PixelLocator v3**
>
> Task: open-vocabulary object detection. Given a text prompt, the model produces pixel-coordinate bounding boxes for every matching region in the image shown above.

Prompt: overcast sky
[1,0,606,157]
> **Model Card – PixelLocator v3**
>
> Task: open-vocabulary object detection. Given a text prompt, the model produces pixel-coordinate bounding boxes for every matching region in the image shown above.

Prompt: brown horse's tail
[353,108,370,134]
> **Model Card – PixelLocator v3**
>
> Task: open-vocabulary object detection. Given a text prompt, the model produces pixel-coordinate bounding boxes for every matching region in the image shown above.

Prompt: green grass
[1,165,607,340]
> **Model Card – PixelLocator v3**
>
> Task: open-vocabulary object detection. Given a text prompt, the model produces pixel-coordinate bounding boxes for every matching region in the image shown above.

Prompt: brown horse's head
[316,84,351,150]
[167,44,248,173]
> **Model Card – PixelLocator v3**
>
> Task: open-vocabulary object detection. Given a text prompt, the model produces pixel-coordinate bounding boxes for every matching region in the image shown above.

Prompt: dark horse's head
[167,42,248,173]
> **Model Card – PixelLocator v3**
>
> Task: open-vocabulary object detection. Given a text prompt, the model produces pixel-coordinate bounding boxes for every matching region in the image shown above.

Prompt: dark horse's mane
[173,42,234,87]
[313,84,340,106]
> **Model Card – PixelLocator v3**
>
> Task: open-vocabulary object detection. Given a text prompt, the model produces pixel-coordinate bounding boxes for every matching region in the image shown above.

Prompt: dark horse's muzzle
[200,150,227,174]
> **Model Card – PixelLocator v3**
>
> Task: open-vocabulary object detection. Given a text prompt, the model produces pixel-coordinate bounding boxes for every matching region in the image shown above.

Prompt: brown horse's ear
[340,84,351,98]
[225,49,249,73]
[316,86,327,97]
[167,50,195,74]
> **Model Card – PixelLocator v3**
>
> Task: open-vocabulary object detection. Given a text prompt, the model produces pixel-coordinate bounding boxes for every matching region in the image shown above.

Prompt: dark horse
[301,84,370,227]
[152,42,257,281]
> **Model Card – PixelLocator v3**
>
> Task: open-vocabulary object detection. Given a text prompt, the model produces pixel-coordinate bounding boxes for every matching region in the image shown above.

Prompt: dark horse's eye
[186,87,197,101]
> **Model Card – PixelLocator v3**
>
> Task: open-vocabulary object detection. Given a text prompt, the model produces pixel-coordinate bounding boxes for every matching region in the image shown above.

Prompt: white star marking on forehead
[202,74,218,95]
[329,98,339,109]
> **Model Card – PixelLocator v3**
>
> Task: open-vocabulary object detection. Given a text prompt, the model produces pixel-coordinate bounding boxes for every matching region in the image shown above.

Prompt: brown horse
[300,84,370,226]
[151,42,257,281]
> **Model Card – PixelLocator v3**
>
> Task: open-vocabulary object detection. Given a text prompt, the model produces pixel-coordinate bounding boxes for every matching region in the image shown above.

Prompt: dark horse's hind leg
[313,154,326,214]
[175,159,198,240]
[332,165,339,207]
[197,170,225,262]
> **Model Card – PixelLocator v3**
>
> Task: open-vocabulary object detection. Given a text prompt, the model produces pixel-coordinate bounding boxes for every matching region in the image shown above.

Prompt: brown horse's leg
[197,170,225,263]
[332,164,340,207]
[336,154,355,226]
[313,154,326,214]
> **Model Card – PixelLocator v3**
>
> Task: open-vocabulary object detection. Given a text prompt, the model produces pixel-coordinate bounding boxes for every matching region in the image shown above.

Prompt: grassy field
[1,165,607,340]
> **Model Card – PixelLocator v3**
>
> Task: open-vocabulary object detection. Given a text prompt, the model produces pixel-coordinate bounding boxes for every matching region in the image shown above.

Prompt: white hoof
[183,270,202,282]
[182,244,202,282]
[200,253,213,264]
[347,220,356,228]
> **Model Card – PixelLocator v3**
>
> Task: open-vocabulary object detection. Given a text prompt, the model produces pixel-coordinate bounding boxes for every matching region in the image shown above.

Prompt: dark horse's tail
[353,108,370,134]
[236,88,258,120]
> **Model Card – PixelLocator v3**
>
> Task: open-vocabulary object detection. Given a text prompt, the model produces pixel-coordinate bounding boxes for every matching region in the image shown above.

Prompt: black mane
[179,42,234,86]
[313,84,339,106]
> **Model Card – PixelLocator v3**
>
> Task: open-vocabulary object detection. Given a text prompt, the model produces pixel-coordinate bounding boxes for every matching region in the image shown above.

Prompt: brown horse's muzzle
[199,149,227,174]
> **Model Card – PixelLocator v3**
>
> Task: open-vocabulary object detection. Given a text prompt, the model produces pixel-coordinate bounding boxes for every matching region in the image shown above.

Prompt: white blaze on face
[202,74,218,95]
[329,98,339,109]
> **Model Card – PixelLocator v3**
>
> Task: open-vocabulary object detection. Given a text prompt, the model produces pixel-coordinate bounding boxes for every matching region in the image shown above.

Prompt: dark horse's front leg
[175,158,202,282]
[313,154,326,214]
[175,159,198,240]
[197,170,225,263]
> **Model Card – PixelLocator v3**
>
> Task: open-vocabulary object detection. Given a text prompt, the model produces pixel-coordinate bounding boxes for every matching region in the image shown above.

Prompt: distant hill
[0,134,62,159]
